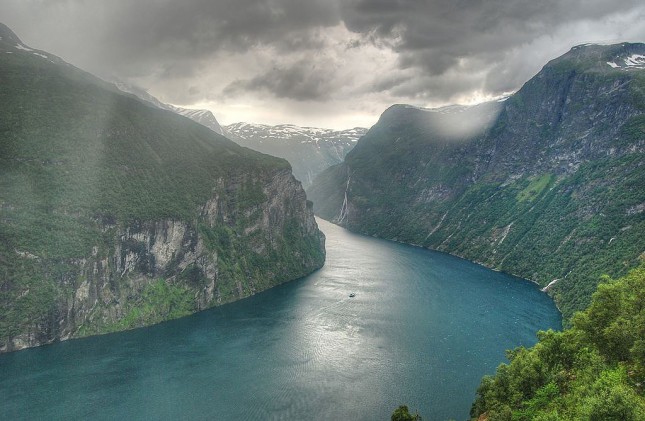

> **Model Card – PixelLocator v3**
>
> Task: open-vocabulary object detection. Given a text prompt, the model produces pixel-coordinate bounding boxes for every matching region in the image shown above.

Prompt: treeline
[470,261,645,420]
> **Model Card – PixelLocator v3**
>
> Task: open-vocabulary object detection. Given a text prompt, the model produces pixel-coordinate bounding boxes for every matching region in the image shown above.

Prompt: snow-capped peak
[225,122,367,144]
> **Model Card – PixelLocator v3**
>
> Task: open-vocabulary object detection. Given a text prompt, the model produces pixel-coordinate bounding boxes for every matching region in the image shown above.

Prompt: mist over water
[0,219,560,420]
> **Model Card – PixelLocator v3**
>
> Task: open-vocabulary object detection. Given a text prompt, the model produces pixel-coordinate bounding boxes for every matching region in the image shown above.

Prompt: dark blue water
[0,218,560,420]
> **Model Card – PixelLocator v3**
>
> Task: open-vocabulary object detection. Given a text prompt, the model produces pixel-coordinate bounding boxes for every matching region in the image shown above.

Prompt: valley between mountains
[0,17,644,421]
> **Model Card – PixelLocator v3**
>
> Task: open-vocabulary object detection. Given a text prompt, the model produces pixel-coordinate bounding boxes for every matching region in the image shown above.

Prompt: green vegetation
[197,212,325,305]
[309,43,645,323]
[516,174,553,202]
[312,147,643,324]
[620,115,645,143]
[430,154,645,322]
[391,405,422,421]
[0,238,60,341]
[470,262,645,420]
[79,280,196,336]
[0,29,324,349]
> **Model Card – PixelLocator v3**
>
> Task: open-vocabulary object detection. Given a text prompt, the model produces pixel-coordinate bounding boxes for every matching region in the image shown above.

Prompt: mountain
[112,80,225,135]
[0,23,325,352]
[173,107,224,135]
[112,82,364,188]
[225,123,366,188]
[308,42,645,322]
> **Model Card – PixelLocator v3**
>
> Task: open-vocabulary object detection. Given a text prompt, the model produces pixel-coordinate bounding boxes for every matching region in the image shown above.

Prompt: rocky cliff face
[0,23,324,353]
[309,43,645,322]
[3,169,323,353]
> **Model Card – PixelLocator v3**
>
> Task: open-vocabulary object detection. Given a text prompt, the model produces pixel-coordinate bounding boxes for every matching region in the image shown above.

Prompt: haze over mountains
[2,0,645,416]
[309,42,645,322]
[0,23,324,352]
[114,81,366,188]
[113,81,225,135]
[225,123,366,188]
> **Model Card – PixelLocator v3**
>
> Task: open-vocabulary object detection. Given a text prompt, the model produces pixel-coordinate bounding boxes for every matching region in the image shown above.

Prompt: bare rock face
[2,169,324,353]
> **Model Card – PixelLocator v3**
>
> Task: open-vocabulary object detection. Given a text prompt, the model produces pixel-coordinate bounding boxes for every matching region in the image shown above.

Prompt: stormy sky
[2,0,644,129]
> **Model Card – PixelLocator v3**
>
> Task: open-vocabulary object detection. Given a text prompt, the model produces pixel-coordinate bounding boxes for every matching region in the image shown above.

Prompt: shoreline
[317,216,565,320]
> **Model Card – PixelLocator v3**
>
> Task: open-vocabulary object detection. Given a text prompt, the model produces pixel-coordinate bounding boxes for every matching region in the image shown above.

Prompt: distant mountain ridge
[226,123,366,188]
[308,42,645,322]
[112,83,365,188]
[112,81,225,135]
[225,122,366,143]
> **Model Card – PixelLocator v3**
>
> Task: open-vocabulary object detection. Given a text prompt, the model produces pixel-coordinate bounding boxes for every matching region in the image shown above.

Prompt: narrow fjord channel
[0,218,560,420]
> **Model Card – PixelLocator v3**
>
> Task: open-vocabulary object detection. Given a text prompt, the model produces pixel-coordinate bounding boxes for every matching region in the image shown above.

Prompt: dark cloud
[223,59,338,101]
[341,0,644,77]
[119,0,339,55]
[388,73,482,102]
[1,0,644,128]
[1,0,341,78]
[368,74,411,93]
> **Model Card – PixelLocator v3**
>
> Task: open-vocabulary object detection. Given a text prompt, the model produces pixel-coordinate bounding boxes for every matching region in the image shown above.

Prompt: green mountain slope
[0,23,325,352]
[308,43,645,322]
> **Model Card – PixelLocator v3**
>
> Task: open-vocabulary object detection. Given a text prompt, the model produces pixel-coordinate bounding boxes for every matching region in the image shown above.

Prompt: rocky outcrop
[2,169,324,353]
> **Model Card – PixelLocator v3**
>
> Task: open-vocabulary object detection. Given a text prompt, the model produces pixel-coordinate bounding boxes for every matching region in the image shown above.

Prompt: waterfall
[336,169,352,224]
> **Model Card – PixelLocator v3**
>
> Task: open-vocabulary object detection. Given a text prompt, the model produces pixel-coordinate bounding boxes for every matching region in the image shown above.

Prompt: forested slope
[309,43,645,321]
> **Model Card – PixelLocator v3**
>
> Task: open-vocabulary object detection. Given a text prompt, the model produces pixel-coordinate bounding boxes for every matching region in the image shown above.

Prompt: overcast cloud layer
[2,0,644,128]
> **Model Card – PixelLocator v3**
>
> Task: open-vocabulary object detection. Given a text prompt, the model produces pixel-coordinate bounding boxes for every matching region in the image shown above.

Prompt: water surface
[0,218,560,420]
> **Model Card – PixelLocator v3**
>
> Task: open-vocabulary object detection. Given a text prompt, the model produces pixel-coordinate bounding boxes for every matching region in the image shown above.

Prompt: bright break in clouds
[2,0,644,128]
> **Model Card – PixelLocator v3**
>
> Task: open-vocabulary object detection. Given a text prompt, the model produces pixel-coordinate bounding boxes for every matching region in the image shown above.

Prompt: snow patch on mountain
[14,44,32,52]
[226,123,366,144]
[225,123,366,188]
[606,53,645,70]
[169,106,224,135]
[625,54,645,67]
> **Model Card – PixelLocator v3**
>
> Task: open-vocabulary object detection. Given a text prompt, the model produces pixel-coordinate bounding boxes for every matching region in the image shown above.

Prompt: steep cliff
[309,43,645,322]
[0,23,325,352]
